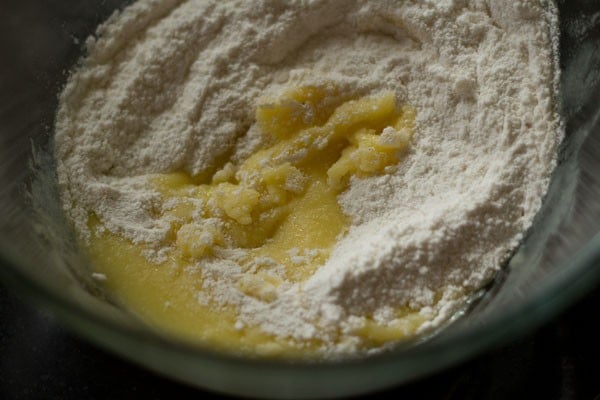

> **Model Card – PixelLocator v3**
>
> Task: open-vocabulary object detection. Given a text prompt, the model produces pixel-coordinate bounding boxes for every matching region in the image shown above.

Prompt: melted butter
[87,217,316,357]
[87,85,422,355]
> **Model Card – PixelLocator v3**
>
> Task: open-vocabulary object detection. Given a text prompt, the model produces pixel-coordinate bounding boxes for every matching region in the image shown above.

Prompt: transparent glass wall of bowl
[0,0,141,330]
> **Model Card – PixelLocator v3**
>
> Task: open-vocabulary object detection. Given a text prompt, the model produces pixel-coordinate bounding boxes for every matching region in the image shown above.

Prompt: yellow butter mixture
[87,85,422,355]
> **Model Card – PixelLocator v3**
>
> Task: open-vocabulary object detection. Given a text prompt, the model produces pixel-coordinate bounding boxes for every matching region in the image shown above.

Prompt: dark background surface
[1,280,599,400]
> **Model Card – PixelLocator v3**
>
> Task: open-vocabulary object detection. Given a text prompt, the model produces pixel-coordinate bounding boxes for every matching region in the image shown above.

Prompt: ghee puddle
[87,85,425,356]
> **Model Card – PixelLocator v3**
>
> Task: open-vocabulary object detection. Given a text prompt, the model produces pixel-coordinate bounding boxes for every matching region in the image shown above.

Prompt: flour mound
[55,0,561,353]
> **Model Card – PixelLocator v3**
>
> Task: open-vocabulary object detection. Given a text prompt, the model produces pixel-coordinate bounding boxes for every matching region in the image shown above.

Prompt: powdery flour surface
[54,0,561,352]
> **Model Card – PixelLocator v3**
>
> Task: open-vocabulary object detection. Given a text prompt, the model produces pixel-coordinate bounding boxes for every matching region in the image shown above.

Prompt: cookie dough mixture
[54,0,561,356]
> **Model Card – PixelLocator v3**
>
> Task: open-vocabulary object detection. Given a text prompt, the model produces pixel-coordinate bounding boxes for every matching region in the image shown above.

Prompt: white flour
[54,0,561,352]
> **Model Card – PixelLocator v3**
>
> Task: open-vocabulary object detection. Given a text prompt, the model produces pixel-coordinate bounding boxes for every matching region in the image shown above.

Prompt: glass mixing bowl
[1,0,600,398]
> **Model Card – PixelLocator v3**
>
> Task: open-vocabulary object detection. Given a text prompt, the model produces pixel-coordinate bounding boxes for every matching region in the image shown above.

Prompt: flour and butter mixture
[54,0,561,356]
